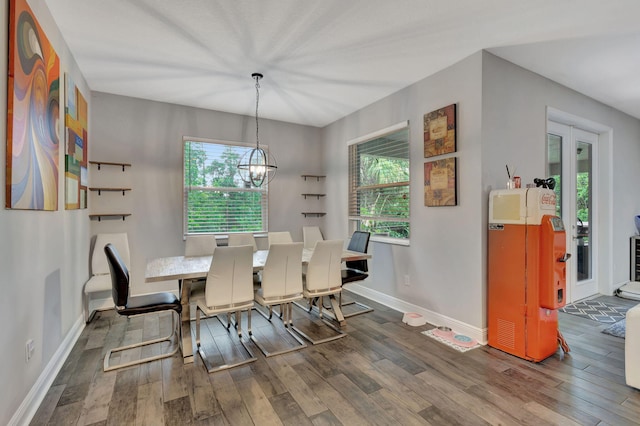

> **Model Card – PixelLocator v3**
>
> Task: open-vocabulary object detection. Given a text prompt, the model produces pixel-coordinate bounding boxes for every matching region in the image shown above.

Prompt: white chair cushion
[92,233,130,275]
[185,235,217,257]
[228,233,257,252]
[303,226,323,250]
[304,240,343,292]
[626,303,640,389]
[84,274,112,294]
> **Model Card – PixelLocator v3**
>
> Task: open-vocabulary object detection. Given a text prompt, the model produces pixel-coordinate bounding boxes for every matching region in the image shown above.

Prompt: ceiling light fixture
[237,72,277,187]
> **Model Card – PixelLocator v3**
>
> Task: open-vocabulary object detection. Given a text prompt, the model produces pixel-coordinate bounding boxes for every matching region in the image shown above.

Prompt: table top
[145,248,370,283]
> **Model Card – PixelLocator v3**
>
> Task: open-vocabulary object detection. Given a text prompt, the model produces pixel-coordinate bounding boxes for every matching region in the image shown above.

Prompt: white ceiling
[45,0,640,127]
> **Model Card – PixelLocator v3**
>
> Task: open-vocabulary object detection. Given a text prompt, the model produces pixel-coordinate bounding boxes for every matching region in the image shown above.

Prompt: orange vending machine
[488,188,569,362]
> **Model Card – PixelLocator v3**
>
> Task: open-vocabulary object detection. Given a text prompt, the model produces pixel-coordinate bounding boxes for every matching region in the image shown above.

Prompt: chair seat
[303,286,342,298]
[119,292,182,316]
[341,268,368,284]
[84,274,112,293]
[254,288,303,306]
[195,298,254,317]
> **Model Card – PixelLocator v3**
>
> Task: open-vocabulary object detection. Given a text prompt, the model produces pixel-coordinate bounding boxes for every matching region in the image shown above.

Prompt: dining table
[145,248,371,364]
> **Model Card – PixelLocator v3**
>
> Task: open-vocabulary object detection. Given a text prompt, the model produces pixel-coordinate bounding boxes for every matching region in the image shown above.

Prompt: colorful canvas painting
[424,157,457,206]
[65,74,88,209]
[6,0,60,210]
[424,104,456,158]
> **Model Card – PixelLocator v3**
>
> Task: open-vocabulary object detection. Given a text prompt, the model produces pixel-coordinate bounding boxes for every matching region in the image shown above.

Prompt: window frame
[348,121,410,245]
[183,136,269,237]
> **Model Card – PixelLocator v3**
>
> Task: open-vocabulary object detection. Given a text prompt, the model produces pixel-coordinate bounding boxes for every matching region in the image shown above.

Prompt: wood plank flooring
[31,293,640,425]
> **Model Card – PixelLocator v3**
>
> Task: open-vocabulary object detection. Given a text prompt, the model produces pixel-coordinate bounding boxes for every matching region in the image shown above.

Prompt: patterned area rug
[602,319,626,338]
[422,329,481,353]
[559,299,629,323]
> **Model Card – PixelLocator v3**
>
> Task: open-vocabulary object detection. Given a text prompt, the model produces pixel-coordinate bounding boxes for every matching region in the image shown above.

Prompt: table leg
[179,279,194,364]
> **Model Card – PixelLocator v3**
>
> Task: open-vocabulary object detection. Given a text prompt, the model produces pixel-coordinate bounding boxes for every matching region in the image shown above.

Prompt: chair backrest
[268,231,293,247]
[204,245,254,307]
[305,240,343,291]
[104,243,130,309]
[185,234,217,257]
[303,226,324,250]
[261,243,303,298]
[228,233,257,252]
[346,231,370,272]
[92,233,130,276]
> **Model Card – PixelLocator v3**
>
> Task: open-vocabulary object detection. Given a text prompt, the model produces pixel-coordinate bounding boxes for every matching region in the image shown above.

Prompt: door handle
[558,253,571,263]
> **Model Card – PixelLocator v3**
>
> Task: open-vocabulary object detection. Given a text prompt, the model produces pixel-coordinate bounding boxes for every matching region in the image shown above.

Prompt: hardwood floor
[31,293,640,425]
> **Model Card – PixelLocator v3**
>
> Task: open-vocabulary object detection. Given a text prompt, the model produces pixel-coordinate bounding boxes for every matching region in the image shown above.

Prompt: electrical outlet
[404,274,410,287]
[25,339,35,363]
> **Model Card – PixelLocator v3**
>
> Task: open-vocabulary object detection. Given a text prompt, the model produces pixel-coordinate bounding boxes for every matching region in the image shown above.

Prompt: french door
[547,121,598,303]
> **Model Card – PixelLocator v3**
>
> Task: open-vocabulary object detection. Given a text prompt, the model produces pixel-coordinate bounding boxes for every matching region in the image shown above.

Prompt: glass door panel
[576,139,593,281]
[547,122,598,302]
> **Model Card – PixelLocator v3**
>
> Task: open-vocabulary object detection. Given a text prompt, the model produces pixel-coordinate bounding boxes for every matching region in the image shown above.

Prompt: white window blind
[348,124,410,240]
[183,138,268,235]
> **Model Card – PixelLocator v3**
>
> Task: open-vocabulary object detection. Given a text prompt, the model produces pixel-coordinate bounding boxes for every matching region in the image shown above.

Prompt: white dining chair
[192,245,257,373]
[294,239,347,344]
[185,234,217,257]
[83,233,130,323]
[303,226,324,249]
[228,232,258,252]
[251,242,307,356]
[267,231,293,247]
[185,234,218,314]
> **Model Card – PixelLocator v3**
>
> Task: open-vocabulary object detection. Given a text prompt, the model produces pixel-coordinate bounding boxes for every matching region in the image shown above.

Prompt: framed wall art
[65,74,89,209]
[424,103,456,158]
[424,157,457,207]
[6,0,60,210]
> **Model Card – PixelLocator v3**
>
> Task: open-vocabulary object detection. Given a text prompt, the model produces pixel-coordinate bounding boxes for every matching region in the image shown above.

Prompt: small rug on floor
[559,299,629,323]
[602,319,626,338]
[422,329,481,353]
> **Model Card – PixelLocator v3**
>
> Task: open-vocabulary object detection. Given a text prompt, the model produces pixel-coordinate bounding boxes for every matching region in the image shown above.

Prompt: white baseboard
[344,282,488,344]
[9,316,85,426]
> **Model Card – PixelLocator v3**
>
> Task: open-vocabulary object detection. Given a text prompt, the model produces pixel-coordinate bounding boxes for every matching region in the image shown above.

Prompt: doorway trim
[546,106,614,297]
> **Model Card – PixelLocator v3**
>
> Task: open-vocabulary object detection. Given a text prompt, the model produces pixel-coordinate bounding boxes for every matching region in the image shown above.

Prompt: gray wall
[322,50,640,338]
[0,0,91,423]
[89,92,323,294]
[481,51,640,293]
[322,52,486,331]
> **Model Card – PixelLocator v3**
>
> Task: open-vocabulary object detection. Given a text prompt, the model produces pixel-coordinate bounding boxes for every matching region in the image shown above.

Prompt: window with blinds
[183,137,268,235]
[348,123,410,240]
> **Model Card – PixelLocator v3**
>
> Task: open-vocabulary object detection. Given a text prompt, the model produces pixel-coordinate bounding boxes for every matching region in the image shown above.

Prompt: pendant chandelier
[237,72,277,187]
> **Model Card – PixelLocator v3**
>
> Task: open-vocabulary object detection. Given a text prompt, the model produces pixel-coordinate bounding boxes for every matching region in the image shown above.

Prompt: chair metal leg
[291,296,347,345]
[250,303,307,357]
[197,308,257,373]
[104,310,181,372]
[339,289,374,318]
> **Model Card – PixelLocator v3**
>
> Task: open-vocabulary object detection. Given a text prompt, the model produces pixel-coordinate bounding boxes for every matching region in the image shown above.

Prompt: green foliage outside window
[184,141,266,234]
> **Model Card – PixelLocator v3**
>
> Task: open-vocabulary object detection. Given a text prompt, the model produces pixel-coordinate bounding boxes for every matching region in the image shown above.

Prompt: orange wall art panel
[6,0,60,210]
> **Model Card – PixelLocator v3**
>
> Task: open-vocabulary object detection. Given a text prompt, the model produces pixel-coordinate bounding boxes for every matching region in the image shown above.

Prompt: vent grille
[497,318,516,349]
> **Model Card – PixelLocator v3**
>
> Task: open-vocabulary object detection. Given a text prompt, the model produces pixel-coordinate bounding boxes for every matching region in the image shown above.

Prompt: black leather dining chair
[103,243,182,371]
[340,231,373,317]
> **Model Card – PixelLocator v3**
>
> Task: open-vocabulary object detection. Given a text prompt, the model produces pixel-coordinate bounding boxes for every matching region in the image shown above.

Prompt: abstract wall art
[424,103,456,158]
[65,74,88,209]
[424,157,457,207]
[6,0,60,210]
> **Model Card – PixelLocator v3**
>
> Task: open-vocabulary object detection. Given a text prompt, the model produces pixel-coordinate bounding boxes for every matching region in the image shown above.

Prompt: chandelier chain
[255,75,260,149]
